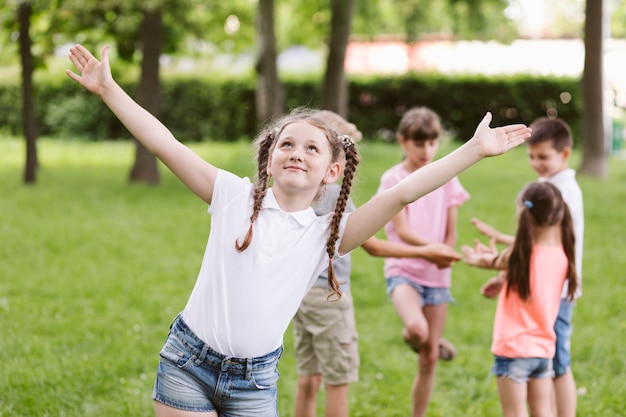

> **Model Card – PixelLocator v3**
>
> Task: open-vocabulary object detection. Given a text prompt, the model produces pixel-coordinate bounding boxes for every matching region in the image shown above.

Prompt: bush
[0,72,581,144]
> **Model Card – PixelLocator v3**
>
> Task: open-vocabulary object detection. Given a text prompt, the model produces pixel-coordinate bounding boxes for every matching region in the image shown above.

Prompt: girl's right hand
[65,44,113,97]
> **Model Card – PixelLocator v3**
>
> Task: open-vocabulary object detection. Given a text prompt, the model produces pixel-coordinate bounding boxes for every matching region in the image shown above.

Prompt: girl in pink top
[462,181,577,417]
[378,107,469,417]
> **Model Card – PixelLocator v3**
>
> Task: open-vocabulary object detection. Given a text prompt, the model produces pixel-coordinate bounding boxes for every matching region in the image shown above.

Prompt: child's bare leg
[324,383,350,417]
[496,377,528,417]
[390,283,429,349]
[294,374,322,417]
[553,372,576,417]
[410,303,447,417]
[528,376,556,417]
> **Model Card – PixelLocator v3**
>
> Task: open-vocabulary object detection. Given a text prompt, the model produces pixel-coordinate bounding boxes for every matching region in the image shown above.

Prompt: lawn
[1,136,625,416]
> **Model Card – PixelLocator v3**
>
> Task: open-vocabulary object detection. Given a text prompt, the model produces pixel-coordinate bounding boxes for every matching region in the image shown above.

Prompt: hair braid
[235,131,275,252]
[325,137,360,301]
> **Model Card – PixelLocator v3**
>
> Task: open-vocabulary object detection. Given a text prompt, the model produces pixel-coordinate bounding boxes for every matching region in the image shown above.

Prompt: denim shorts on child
[385,275,455,306]
[152,314,283,415]
[553,299,575,377]
[492,356,554,383]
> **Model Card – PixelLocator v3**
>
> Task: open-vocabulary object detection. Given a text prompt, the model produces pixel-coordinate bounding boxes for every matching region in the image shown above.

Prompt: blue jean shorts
[385,276,454,306]
[152,315,283,415]
[492,356,554,383]
[553,299,575,377]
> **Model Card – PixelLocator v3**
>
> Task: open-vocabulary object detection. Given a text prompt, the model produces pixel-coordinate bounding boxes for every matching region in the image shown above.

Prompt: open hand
[65,44,113,97]
[472,112,532,157]
[461,238,498,268]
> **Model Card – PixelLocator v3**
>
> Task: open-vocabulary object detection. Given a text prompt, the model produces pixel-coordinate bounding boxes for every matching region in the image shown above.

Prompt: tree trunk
[579,0,607,177]
[129,9,162,184]
[321,0,356,117]
[255,0,283,128]
[19,2,38,184]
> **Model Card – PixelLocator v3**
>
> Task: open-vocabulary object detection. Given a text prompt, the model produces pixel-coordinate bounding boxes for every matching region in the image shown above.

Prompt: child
[462,181,578,417]
[377,107,469,417]
[66,44,531,416]
[293,111,462,417]
[471,117,583,417]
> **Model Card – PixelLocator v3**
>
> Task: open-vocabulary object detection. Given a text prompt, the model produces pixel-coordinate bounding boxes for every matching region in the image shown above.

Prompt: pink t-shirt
[491,245,568,358]
[378,162,469,288]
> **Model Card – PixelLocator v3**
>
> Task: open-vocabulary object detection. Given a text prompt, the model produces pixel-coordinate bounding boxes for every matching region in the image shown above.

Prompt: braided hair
[325,135,360,300]
[235,109,349,249]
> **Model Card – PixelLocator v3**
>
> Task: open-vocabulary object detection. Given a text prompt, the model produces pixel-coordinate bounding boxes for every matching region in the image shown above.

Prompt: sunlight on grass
[1,136,625,416]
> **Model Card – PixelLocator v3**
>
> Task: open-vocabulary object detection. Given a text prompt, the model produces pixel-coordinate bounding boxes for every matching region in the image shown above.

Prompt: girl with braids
[66,44,531,417]
[462,181,577,417]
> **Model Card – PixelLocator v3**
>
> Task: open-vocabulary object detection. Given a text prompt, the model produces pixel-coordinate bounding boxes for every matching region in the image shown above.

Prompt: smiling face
[267,120,341,205]
[527,140,570,179]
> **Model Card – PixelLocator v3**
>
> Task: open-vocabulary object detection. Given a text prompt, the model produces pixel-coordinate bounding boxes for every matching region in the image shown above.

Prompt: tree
[580,0,607,177]
[18,1,37,184]
[129,8,163,184]
[321,0,356,117]
[255,0,283,127]
[60,0,213,184]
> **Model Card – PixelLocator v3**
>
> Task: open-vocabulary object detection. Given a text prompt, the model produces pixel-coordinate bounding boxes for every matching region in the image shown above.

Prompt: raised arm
[339,113,531,254]
[66,44,217,204]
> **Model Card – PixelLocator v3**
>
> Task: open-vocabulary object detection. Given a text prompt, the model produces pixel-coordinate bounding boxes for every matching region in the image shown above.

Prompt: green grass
[1,136,625,416]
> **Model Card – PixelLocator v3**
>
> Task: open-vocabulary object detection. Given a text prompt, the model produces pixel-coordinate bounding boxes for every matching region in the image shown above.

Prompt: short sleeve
[447,177,470,207]
[208,170,253,215]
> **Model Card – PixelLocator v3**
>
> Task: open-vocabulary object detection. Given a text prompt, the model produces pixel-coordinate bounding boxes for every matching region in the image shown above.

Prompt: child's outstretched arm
[66,44,218,204]
[339,113,531,253]
[461,238,509,270]
[471,218,514,246]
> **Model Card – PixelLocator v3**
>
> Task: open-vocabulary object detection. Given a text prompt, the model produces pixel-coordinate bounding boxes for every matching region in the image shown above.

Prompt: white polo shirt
[542,168,584,298]
[182,169,348,358]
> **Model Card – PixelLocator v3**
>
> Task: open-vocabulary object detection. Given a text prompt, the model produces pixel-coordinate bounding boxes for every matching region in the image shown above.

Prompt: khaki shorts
[292,286,359,385]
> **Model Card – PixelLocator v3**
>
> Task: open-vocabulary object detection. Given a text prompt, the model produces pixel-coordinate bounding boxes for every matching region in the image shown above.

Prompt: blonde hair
[314,110,363,143]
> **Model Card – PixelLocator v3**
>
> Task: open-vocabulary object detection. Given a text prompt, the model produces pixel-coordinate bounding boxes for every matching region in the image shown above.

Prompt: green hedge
[0,72,581,144]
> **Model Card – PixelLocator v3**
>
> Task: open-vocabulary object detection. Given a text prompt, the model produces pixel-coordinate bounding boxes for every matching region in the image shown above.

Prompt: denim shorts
[152,315,283,415]
[553,299,575,377]
[492,356,554,383]
[385,276,455,306]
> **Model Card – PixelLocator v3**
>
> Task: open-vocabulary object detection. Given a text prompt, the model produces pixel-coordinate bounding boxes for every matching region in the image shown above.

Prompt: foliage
[0,71,582,145]
[612,0,626,38]
[0,138,625,416]
[348,73,582,145]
